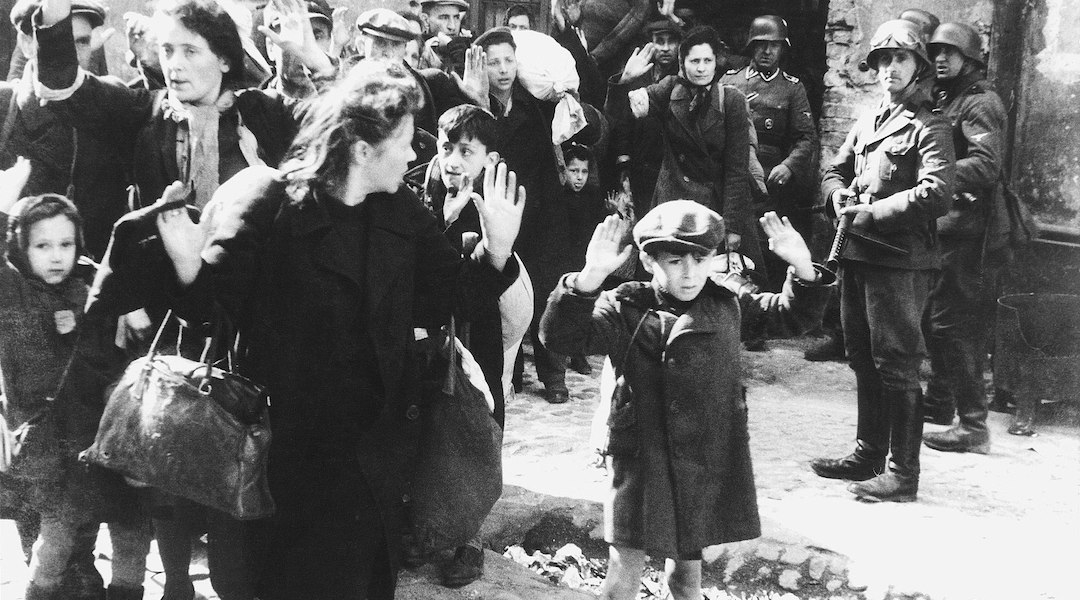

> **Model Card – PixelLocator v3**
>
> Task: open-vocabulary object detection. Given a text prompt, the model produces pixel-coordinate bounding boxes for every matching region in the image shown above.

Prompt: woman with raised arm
[153,61,524,600]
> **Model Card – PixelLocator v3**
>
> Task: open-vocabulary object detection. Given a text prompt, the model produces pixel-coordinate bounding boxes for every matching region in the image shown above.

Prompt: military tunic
[821,89,955,391]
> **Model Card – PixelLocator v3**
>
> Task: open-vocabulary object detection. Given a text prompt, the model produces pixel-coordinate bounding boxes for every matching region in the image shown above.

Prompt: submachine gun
[822,184,911,275]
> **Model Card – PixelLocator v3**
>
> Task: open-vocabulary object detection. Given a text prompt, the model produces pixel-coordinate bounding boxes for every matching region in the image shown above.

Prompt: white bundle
[511,30,587,144]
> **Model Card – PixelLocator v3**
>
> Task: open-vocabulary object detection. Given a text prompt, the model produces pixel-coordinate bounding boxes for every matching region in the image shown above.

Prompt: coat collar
[613,279,733,343]
[669,81,722,147]
[863,92,927,146]
[291,186,413,313]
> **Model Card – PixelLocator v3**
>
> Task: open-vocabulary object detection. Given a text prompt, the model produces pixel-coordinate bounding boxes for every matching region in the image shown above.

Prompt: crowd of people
[0,0,1014,599]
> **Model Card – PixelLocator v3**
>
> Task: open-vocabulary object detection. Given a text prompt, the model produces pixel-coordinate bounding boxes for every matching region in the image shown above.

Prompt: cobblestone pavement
[2,337,1077,599]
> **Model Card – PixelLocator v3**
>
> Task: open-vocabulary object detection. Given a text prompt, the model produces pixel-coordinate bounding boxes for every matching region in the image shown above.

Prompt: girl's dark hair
[5,194,84,270]
[679,25,724,64]
[438,104,498,150]
[281,61,424,199]
[154,0,247,88]
[562,142,593,165]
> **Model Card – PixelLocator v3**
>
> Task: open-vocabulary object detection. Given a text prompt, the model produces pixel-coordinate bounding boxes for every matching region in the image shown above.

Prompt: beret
[420,0,469,9]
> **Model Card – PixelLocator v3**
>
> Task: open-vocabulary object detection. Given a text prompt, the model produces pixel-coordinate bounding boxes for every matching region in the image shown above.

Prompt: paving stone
[808,555,829,581]
[827,579,843,592]
[778,569,801,591]
[779,546,810,566]
[755,543,782,562]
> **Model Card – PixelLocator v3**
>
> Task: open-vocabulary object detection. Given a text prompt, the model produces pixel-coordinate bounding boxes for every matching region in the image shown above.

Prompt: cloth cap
[421,0,468,9]
[356,8,414,43]
[645,19,680,37]
[11,0,105,34]
[634,200,725,253]
[305,0,332,25]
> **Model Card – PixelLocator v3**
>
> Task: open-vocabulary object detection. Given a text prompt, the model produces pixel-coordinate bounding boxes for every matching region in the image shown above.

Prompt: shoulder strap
[0,87,19,153]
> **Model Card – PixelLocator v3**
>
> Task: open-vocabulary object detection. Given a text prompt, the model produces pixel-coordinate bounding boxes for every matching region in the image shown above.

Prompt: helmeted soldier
[720,14,817,290]
[810,18,955,503]
[921,22,1012,448]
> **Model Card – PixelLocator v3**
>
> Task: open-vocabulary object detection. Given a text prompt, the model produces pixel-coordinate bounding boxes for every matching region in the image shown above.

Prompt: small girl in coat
[539,202,832,600]
[0,160,145,600]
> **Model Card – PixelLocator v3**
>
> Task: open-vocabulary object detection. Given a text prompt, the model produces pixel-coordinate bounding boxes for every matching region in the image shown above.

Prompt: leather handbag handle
[147,309,233,395]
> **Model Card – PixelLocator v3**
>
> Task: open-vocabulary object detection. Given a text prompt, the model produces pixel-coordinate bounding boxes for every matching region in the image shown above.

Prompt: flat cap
[11,0,105,34]
[633,200,725,253]
[644,19,681,36]
[356,8,414,43]
[304,0,332,25]
[421,0,469,9]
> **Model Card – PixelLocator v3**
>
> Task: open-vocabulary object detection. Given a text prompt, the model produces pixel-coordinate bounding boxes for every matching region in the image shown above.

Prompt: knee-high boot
[924,335,991,453]
[848,388,922,502]
[811,372,888,481]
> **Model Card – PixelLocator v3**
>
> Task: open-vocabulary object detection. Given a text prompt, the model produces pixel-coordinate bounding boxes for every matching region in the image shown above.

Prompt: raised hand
[330,6,353,58]
[442,174,479,226]
[759,211,815,281]
[260,0,334,76]
[0,157,31,214]
[576,215,633,294]
[620,43,655,83]
[453,46,490,110]
[155,181,207,286]
[605,190,634,222]
[473,161,524,271]
[656,0,684,26]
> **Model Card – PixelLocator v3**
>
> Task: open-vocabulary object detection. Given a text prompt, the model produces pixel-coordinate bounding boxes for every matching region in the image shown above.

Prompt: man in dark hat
[612,18,682,214]
[261,0,335,97]
[1,0,127,260]
[720,15,817,290]
[420,0,471,75]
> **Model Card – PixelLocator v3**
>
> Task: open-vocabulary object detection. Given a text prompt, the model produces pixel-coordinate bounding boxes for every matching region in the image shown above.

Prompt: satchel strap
[149,309,237,393]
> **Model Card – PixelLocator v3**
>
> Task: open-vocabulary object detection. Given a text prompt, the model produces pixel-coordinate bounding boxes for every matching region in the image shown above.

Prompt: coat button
[405,405,420,421]
[683,175,690,183]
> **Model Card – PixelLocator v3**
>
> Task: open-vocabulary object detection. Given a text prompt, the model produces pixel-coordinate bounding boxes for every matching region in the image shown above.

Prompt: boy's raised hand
[474,161,524,271]
[576,215,633,294]
[760,211,816,282]
[454,46,490,110]
[0,157,31,214]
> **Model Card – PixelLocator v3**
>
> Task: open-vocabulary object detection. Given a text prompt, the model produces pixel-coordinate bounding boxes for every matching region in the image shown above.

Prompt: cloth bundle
[511,30,587,144]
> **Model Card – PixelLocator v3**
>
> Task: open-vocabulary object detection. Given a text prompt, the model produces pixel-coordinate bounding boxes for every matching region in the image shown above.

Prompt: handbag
[82,311,274,520]
[0,343,78,477]
[409,316,503,554]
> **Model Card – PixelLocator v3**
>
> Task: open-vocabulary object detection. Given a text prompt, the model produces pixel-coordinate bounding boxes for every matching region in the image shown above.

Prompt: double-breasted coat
[539,270,831,557]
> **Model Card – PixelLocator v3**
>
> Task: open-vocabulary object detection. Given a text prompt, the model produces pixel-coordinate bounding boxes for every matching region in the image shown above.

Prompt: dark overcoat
[166,166,516,592]
[539,270,831,556]
[0,214,125,523]
[607,75,756,248]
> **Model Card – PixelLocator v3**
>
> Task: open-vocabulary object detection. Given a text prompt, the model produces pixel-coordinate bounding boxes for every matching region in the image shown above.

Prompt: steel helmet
[864,19,930,73]
[744,15,790,53]
[898,8,940,40]
[929,22,984,67]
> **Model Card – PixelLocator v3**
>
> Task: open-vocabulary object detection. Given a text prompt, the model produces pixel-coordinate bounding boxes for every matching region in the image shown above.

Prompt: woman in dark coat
[606,26,762,271]
[153,61,524,600]
[34,1,334,596]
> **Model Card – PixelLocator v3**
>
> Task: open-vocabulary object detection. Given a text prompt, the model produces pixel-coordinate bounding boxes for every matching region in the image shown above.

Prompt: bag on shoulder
[82,311,274,520]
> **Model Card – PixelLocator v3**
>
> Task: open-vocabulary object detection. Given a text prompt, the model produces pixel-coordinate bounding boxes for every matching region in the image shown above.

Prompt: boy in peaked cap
[540,204,831,600]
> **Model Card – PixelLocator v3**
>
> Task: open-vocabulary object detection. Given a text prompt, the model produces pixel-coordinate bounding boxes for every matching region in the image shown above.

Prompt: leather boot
[923,333,957,425]
[924,338,991,453]
[106,585,144,600]
[849,388,922,502]
[811,373,887,481]
[804,330,845,362]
